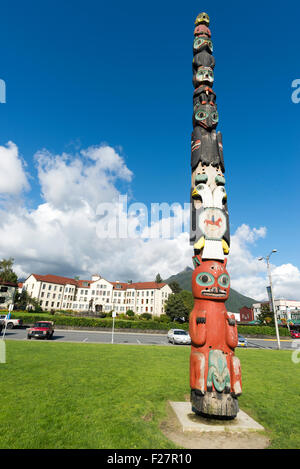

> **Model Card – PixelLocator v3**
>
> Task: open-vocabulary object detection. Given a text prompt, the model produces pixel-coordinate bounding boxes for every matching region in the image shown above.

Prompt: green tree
[0,258,18,284]
[165,293,189,322]
[168,281,182,294]
[179,290,194,314]
[155,273,163,283]
[257,303,274,325]
[14,290,43,313]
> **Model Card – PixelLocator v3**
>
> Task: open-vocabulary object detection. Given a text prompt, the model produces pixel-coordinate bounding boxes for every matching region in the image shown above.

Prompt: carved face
[194,66,214,86]
[192,257,230,301]
[194,25,211,37]
[193,102,219,129]
[195,12,210,26]
[193,36,213,54]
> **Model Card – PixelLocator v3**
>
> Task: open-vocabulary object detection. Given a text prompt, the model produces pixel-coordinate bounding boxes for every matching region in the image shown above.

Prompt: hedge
[10,311,290,336]
[11,312,187,332]
[237,325,290,337]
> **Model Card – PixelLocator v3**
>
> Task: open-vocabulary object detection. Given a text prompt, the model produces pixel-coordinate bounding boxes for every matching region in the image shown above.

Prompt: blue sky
[0,0,299,298]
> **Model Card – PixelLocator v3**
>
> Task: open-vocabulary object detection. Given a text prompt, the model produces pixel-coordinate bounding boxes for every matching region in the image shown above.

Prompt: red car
[290,330,300,339]
[27,321,54,340]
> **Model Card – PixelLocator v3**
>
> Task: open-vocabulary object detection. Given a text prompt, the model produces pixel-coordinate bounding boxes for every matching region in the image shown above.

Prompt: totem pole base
[191,390,239,420]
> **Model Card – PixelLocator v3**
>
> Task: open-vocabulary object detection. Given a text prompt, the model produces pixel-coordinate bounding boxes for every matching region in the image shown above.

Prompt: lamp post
[258,250,280,350]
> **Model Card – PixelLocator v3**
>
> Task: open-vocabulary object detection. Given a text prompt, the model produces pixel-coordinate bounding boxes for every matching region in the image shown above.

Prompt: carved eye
[195,110,208,121]
[218,274,230,288]
[211,111,219,123]
[196,272,215,286]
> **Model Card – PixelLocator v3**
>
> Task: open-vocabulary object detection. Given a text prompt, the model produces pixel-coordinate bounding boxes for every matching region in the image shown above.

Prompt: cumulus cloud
[272,264,300,301]
[0,140,300,302]
[0,142,29,195]
[0,143,192,282]
[35,145,133,211]
[227,225,300,301]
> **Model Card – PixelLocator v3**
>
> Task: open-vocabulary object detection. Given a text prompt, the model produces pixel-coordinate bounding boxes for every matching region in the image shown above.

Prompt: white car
[167,329,191,345]
[0,315,23,329]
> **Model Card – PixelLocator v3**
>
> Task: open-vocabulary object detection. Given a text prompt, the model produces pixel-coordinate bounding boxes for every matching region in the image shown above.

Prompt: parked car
[0,319,4,333]
[290,329,300,339]
[167,329,191,345]
[0,315,23,329]
[27,321,54,340]
[237,334,248,347]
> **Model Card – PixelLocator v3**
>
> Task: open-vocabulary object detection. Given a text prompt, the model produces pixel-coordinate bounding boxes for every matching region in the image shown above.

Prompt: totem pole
[189,12,242,419]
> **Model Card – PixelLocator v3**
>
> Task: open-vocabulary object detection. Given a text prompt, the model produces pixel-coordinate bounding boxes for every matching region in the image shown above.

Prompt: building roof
[111,281,167,290]
[28,273,168,291]
[130,282,167,290]
[0,279,18,287]
[31,274,78,286]
[77,280,91,288]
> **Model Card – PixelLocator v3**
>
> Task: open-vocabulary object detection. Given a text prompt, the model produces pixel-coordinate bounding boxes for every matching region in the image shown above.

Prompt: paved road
[2,327,171,346]
[1,327,298,350]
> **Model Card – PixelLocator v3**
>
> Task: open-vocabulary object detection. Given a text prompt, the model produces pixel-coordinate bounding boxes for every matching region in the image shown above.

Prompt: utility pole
[259,250,280,350]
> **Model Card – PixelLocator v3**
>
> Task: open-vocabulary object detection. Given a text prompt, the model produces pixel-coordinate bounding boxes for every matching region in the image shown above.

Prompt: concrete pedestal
[169,401,264,433]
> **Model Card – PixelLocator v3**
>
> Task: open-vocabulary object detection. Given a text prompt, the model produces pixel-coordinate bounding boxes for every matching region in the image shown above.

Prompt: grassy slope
[165,268,257,313]
[0,341,298,449]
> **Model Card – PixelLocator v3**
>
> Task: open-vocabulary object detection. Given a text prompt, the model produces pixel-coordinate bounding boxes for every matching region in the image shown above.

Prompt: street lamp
[258,249,280,350]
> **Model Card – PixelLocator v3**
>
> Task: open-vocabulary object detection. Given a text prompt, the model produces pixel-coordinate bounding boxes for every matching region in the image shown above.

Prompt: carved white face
[195,66,214,85]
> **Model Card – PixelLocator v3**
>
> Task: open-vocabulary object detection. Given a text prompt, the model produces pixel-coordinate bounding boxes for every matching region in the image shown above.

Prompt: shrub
[158,314,170,323]
[140,313,152,320]
[126,310,135,317]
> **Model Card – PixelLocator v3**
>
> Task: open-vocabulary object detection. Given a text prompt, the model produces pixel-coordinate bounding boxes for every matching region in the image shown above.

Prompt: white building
[253,299,300,321]
[23,273,173,317]
[0,280,17,310]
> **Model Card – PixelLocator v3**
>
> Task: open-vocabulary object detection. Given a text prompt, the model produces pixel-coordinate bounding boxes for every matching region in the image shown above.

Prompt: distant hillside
[164,267,257,314]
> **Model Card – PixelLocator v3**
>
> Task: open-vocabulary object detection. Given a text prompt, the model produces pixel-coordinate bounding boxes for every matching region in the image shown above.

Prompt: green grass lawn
[0,341,299,449]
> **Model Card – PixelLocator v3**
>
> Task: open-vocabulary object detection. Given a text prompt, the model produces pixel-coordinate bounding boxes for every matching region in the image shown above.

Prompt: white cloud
[35,145,133,211]
[228,225,300,301]
[0,141,300,303]
[272,264,300,301]
[0,142,29,195]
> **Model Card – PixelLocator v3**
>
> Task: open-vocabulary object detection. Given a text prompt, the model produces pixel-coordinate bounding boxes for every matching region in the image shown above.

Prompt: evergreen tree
[155,273,163,283]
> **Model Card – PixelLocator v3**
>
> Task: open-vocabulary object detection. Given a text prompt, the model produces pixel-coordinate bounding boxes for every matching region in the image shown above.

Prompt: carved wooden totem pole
[189,12,242,419]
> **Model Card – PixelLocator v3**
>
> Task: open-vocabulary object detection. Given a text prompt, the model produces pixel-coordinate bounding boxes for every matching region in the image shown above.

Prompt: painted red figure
[189,255,242,417]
